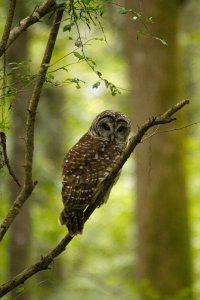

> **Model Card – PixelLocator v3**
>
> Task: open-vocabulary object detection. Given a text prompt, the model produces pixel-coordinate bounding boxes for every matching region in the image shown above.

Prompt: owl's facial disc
[89,110,131,142]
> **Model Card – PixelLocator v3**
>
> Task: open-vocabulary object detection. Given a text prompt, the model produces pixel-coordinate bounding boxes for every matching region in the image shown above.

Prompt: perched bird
[59,110,131,236]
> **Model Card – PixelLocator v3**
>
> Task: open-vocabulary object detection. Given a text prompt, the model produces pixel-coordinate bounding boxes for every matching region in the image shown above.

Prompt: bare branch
[102,100,189,186]
[0,132,21,187]
[0,0,16,56]
[0,99,189,297]
[0,0,57,57]
[0,6,65,242]
[0,234,72,297]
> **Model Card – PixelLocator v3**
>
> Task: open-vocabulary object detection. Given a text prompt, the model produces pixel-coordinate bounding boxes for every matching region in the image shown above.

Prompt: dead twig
[0,99,189,298]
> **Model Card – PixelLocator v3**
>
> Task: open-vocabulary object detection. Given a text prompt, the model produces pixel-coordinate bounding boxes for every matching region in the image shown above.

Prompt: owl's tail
[59,209,85,236]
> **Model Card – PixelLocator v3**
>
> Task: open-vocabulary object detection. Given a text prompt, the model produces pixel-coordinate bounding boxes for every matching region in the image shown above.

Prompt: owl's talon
[64,210,84,236]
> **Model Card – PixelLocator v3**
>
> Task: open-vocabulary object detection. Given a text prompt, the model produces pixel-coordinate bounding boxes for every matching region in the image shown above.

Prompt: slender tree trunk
[123,0,192,297]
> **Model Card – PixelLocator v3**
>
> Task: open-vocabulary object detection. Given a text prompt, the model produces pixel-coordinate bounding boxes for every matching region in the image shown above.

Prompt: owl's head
[89,110,131,143]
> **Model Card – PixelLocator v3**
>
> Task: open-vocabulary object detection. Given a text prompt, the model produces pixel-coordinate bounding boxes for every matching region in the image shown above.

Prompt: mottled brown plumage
[59,110,131,236]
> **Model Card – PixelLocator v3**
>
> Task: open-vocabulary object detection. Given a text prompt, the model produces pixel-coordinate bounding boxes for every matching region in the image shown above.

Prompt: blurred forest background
[0,0,200,299]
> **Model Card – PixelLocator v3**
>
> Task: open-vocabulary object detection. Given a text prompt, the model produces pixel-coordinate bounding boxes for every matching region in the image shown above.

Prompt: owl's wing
[61,133,123,211]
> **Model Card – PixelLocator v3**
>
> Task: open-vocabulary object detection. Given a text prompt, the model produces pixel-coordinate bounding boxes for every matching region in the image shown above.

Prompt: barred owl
[59,110,131,236]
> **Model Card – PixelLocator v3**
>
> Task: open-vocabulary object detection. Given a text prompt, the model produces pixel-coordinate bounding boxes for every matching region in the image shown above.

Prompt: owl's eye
[101,123,110,131]
[117,125,127,132]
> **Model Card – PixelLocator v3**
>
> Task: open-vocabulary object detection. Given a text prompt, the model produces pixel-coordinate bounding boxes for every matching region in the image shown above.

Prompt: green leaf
[104,79,109,88]
[119,7,131,15]
[87,57,96,66]
[96,71,102,77]
[92,81,101,89]
[73,52,84,60]
[63,23,73,32]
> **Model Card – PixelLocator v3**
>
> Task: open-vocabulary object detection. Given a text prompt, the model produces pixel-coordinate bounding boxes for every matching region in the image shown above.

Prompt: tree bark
[123,0,192,297]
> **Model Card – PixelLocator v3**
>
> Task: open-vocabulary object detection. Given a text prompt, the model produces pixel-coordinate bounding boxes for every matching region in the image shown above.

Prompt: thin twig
[158,121,200,133]
[49,37,101,68]
[1,54,7,129]
[142,125,160,141]
[0,99,189,298]
[0,132,21,187]
[0,6,65,242]
[0,0,16,56]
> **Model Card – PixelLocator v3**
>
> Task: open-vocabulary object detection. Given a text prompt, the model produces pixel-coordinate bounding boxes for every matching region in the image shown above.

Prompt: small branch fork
[0,0,58,57]
[0,99,189,298]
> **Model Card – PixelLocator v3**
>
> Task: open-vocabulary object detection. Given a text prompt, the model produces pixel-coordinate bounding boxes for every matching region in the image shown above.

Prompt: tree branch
[0,132,21,187]
[0,99,189,298]
[0,0,16,56]
[0,0,58,57]
[0,6,65,242]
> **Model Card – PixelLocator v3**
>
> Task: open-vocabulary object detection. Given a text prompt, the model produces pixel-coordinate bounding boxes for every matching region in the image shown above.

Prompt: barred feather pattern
[59,110,131,236]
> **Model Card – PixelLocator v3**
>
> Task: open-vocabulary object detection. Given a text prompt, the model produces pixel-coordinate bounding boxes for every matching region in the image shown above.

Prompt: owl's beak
[110,134,115,142]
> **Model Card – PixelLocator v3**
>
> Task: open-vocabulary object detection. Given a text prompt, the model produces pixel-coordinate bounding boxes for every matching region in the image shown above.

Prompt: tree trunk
[123,0,192,297]
[8,4,32,300]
